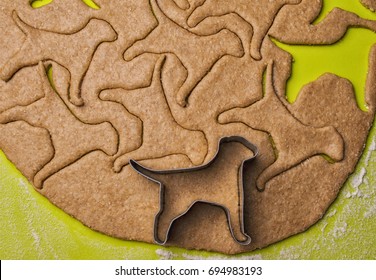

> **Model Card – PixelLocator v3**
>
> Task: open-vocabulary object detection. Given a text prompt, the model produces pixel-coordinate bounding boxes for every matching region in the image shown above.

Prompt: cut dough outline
[130,136,258,246]
[0,0,375,254]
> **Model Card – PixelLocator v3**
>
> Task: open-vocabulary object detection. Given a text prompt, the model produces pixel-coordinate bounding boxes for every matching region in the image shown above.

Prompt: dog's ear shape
[129,159,161,183]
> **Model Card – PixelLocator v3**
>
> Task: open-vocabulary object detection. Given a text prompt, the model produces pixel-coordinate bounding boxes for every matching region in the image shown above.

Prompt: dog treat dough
[361,0,376,11]
[1,0,375,254]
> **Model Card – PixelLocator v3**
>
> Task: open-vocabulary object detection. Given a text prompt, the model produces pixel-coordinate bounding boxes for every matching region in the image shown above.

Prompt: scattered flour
[155,249,177,260]
[345,168,366,198]
[331,222,348,239]
[364,138,376,165]
[364,200,376,218]
[326,209,337,218]
[31,229,41,248]
[320,221,328,233]
[16,178,59,259]
[320,210,336,233]
[279,247,302,260]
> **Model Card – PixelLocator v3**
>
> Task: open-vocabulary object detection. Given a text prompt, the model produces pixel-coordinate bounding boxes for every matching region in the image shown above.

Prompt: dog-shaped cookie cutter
[130,136,258,246]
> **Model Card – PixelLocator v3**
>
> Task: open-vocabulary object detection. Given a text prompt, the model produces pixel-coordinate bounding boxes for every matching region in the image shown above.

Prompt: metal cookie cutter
[129,136,258,246]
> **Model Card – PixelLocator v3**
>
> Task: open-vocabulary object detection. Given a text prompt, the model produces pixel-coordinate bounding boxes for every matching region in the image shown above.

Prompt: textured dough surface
[0,0,375,254]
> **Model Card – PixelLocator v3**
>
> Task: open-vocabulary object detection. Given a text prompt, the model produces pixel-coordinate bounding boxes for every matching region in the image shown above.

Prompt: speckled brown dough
[0,0,375,254]
[361,0,376,12]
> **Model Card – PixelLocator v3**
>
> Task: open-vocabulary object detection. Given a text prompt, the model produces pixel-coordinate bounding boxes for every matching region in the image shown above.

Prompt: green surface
[273,0,376,111]
[1,0,376,259]
[31,0,100,10]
